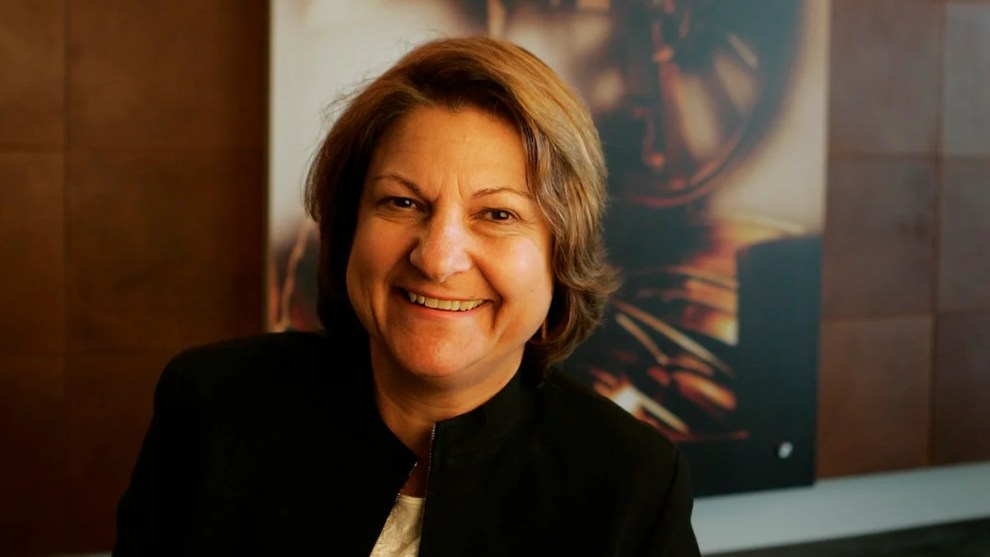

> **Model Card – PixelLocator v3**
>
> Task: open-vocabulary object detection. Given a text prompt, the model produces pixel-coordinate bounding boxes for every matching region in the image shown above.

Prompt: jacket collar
[430,363,544,459]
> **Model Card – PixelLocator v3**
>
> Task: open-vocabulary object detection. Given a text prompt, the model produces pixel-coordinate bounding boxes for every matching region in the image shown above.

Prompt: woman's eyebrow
[473,187,533,200]
[370,174,533,201]
[369,172,425,198]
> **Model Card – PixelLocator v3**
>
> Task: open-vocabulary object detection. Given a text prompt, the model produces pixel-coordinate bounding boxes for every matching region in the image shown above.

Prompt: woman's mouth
[404,290,485,312]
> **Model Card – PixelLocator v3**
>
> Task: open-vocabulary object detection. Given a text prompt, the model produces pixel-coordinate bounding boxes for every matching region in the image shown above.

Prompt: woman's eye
[486,209,515,222]
[385,197,417,209]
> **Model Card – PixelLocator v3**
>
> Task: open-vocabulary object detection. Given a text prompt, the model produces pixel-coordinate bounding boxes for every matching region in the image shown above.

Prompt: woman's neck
[374,384,437,461]
[370,353,519,498]
[368,350,518,452]
[373,379,437,498]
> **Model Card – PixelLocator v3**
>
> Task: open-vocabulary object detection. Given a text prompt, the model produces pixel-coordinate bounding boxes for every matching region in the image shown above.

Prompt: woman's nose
[409,212,472,283]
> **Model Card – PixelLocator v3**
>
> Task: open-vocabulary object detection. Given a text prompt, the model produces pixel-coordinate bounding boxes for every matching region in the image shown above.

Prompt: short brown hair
[305,36,618,377]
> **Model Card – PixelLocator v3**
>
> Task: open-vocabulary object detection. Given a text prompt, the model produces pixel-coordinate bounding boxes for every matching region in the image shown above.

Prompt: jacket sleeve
[113,356,199,556]
[645,448,701,556]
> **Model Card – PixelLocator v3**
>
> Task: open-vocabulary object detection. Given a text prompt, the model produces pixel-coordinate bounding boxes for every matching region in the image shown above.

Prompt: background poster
[269,0,828,496]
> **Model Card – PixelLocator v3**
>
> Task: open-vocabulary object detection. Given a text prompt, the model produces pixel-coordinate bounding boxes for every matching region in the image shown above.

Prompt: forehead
[367,106,531,192]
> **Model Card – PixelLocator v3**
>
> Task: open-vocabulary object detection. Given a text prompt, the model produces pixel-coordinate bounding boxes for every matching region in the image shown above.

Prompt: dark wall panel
[65,352,174,549]
[0,1,268,553]
[67,0,268,151]
[66,151,265,353]
[933,311,990,464]
[0,357,66,557]
[821,157,936,318]
[828,0,941,155]
[939,160,990,312]
[822,0,990,475]
[61,0,270,548]
[0,0,65,148]
[817,317,932,477]
[0,153,65,356]
[942,4,990,156]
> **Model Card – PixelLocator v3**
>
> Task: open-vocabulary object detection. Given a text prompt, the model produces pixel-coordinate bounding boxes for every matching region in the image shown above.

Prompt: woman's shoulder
[164,330,334,377]
[536,370,682,471]
[169,330,335,366]
[157,330,364,415]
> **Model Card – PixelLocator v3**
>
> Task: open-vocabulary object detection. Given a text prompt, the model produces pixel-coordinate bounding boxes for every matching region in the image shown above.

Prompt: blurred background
[1,0,988,556]
[269,0,828,499]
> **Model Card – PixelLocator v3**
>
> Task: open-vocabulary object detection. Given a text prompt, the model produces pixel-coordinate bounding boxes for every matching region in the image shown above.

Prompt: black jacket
[114,331,700,556]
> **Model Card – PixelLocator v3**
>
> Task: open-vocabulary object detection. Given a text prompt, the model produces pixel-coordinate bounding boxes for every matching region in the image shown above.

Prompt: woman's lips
[402,289,485,312]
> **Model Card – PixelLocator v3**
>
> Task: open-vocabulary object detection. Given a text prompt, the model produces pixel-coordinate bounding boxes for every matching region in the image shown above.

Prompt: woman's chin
[394,353,481,382]
[383,344,522,389]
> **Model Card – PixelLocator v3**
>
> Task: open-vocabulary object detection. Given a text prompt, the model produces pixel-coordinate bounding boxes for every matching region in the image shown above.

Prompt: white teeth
[405,291,483,312]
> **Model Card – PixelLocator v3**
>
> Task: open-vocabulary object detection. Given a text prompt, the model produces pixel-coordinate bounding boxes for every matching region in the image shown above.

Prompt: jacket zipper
[422,424,436,505]
[372,460,417,550]
[373,425,436,548]
[418,425,436,549]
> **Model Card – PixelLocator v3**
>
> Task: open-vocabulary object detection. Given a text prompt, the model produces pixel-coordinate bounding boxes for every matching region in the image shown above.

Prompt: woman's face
[346,106,553,393]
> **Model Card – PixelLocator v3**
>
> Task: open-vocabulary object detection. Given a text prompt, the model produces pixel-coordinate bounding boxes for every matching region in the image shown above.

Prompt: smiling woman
[112,36,701,556]
[348,107,553,395]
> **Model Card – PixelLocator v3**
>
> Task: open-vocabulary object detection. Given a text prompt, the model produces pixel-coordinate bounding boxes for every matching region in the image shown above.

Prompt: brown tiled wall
[820,0,990,477]
[0,1,268,554]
